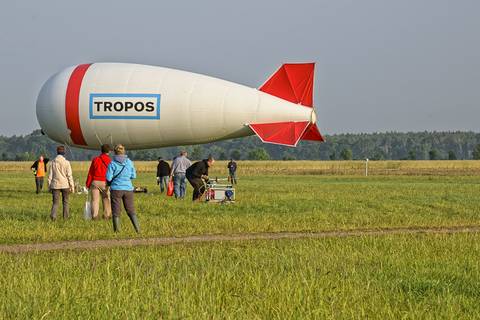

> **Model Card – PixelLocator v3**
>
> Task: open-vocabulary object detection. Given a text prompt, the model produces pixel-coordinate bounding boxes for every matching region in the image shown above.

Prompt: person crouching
[106,144,140,233]
[186,156,215,201]
[86,144,112,220]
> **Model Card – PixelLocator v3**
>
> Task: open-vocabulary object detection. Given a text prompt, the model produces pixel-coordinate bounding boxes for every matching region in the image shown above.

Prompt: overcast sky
[0,0,478,136]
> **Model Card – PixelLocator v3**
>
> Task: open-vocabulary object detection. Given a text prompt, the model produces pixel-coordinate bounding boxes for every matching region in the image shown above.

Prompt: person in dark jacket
[31,155,49,194]
[227,159,237,184]
[156,157,171,193]
[186,156,215,201]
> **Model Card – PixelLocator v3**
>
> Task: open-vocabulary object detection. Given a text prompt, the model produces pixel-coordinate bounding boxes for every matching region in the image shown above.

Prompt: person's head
[56,145,65,155]
[181,150,187,157]
[114,144,125,155]
[230,159,233,162]
[158,157,163,162]
[39,155,44,161]
[207,155,215,167]
[101,144,111,154]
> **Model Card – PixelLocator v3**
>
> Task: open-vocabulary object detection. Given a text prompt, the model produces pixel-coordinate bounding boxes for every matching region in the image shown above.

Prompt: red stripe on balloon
[65,63,91,146]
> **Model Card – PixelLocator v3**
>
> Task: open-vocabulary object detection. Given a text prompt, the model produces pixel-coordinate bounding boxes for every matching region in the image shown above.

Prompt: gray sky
[0,0,479,136]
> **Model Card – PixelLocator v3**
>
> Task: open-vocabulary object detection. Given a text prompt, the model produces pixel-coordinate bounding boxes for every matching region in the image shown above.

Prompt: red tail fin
[250,63,324,147]
[301,123,324,142]
[259,63,314,107]
[249,121,324,146]
[249,121,311,147]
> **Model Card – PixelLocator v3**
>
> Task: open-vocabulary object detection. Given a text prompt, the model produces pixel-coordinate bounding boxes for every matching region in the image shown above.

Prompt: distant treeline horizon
[1,129,480,161]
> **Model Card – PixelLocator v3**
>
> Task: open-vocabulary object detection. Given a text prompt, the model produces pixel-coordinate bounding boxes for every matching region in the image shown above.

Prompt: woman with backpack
[106,144,140,233]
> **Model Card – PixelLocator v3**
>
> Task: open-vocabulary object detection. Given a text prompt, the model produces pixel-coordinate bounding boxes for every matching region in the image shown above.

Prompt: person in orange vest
[30,155,49,194]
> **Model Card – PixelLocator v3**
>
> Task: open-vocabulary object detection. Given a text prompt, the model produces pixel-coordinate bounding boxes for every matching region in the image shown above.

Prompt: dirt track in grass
[1,225,480,254]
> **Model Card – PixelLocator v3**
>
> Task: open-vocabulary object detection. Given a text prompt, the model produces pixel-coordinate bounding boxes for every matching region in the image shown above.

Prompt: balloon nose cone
[36,66,76,145]
[310,108,317,124]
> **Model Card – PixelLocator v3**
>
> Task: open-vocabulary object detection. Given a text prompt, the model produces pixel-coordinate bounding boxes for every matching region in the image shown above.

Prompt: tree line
[1,130,480,161]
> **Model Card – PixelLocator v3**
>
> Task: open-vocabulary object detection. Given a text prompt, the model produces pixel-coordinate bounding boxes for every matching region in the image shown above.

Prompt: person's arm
[170,160,177,176]
[130,161,137,180]
[66,161,75,193]
[30,161,37,170]
[47,163,53,189]
[106,163,114,182]
[85,159,95,188]
[203,165,209,180]
[156,164,160,184]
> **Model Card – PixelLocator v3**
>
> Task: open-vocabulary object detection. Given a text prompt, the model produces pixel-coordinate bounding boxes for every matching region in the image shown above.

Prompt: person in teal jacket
[106,144,140,233]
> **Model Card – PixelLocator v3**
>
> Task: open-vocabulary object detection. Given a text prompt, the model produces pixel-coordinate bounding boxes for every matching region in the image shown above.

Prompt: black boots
[113,215,140,233]
[113,217,120,232]
[128,214,140,233]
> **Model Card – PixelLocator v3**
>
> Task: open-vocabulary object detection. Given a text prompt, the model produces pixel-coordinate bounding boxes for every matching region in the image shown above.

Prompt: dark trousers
[111,190,136,217]
[35,177,44,193]
[187,176,205,201]
[51,189,69,220]
[158,175,169,193]
[229,171,237,184]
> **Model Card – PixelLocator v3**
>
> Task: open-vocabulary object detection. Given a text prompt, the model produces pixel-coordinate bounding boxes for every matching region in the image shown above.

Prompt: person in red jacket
[86,144,112,219]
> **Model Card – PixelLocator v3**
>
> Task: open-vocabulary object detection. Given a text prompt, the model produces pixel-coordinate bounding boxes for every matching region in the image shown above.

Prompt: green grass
[0,164,480,244]
[1,233,480,319]
[1,161,480,318]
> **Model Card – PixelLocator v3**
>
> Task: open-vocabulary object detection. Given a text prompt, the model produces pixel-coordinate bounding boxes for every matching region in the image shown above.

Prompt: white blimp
[36,62,324,149]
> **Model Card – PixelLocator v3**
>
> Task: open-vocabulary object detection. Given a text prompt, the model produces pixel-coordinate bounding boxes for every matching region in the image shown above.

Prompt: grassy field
[2,159,480,175]
[1,234,480,319]
[0,161,479,244]
[1,160,479,319]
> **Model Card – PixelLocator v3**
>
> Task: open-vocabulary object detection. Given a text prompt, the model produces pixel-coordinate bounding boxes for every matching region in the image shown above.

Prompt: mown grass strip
[2,225,479,254]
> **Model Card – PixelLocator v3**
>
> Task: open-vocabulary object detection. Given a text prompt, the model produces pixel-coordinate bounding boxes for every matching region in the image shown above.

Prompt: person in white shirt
[48,145,74,220]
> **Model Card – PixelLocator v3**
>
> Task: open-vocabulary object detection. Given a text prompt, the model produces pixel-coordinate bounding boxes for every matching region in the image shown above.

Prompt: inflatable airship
[36,62,324,149]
